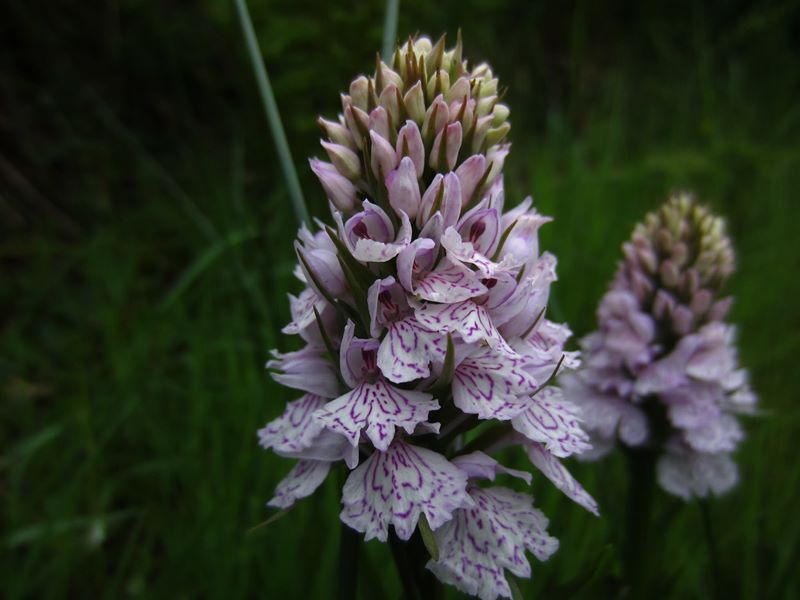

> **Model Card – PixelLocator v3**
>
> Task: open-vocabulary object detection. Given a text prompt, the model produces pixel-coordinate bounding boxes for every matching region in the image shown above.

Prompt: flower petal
[415,300,516,355]
[512,388,591,458]
[267,346,340,398]
[427,487,558,600]
[314,380,439,451]
[414,259,489,303]
[452,451,532,484]
[377,315,448,383]
[268,460,331,509]
[258,395,359,468]
[453,346,537,420]
[340,440,473,541]
[524,442,599,515]
[657,441,738,500]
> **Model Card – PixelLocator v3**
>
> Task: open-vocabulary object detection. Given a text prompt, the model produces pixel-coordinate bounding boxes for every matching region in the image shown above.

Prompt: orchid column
[260,35,597,600]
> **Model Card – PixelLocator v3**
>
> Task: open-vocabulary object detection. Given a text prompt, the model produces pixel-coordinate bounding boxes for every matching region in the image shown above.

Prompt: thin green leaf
[234,0,308,225]
[161,228,259,309]
[491,219,519,261]
[429,334,455,392]
[418,513,440,562]
[246,508,291,534]
[531,354,565,396]
[297,249,362,326]
[325,226,375,286]
[507,571,525,600]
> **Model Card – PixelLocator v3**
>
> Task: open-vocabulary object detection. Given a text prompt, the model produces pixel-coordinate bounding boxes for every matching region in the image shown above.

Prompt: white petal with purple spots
[511,387,591,458]
[313,380,439,451]
[340,441,473,541]
[524,442,599,515]
[268,460,331,509]
[452,346,538,420]
[427,487,558,600]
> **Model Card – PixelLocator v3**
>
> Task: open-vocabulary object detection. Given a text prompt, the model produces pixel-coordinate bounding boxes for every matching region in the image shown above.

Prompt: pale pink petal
[377,315,448,383]
[397,238,436,293]
[457,208,501,257]
[414,259,488,303]
[258,394,326,454]
[258,395,359,468]
[657,441,738,500]
[268,460,331,509]
[427,487,558,600]
[396,120,425,177]
[452,451,532,484]
[281,288,338,345]
[453,347,537,420]
[512,387,591,458]
[454,154,487,207]
[314,380,439,451]
[682,414,743,453]
[524,442,599,515]
[267,346,340,398]
[340,441,473,541]
[415,300,516,355]
[338,320,379,388]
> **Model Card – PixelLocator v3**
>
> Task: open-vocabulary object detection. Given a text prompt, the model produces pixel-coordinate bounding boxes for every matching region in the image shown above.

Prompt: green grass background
[2,0,799,597]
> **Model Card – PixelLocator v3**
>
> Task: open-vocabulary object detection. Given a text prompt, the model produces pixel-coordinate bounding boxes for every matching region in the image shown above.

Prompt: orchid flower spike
[561,193,757,500]
[260,34,597,600]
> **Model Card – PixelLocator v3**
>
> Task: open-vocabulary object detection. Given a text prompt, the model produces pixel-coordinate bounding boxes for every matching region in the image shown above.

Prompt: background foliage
[2,0,799,597]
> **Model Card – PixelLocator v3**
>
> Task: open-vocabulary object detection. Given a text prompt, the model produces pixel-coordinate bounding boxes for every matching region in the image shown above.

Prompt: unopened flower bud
[422,95,449,141]
[369,130,397,180]
[344,104,369,149]
[659,260,680,288]
[321,141,361,180]
[403,81,426,123]
[350,76,369,110]
[318,117,355,150]
[429,122,462,172]
[671,304,694,335]
[427,69,450,99]
[446,76,470,104]
[690,289,713,316]
[491,104,510,127]
[485,123,510,147]
[387,157,421,219]
[369,106,391,143]
[309,158,358,212]
[708,297,733,321]
[454,154,487,207]
[396,120,425,178]
[379,84,401,124]
[471,115,493,153]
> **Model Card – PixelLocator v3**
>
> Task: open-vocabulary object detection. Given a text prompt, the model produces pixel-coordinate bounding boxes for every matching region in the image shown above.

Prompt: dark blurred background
[2,0,799,597]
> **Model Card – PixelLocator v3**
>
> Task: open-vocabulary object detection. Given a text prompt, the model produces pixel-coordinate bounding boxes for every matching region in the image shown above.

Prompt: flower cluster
[561,194,757,499]
[259,35,597,599]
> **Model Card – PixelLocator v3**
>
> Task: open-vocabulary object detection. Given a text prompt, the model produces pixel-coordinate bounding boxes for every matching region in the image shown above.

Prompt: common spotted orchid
[259,34,597,599]
[561,194,757,499]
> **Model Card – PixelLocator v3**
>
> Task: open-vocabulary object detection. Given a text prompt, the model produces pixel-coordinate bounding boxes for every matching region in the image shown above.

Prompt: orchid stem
[234,0,310,226]
[623,445,657,595]
[700,499,722,600]
[337,522,360,600]
[389,533,423,600]
[382,0,400,60]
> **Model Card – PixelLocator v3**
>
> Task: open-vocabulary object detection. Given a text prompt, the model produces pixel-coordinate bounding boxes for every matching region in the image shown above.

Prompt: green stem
[623,445,657,596]
[381,0,400,60]
[388,533,423,600]
[337,522,360,600]
[234,0,310,226]
[699,499,722,600]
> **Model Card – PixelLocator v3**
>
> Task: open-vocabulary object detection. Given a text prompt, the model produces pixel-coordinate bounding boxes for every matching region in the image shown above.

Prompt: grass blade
[234,0,309,226]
